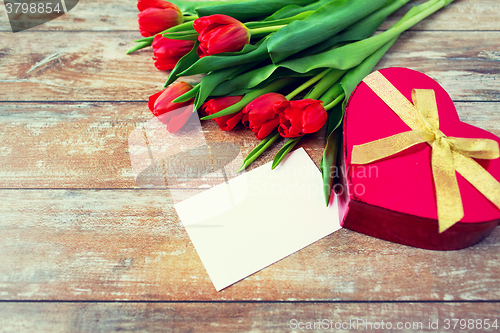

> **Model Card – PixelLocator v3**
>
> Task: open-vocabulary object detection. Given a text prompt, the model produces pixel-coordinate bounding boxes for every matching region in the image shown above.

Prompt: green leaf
[219,88,255,97]
[245,10,313,29]
[320,122,342,205]
[195,0,316,21]
[263,5,307,21]
[268,0,390,63]
[326,97,345,138]
[172,84,200,103]
[340,36,398,102]
[278,0,452,74]
[263,0,331,20]
[210,64,276,96]
[194,64,257,110]
[166,20,195,33]
[393,0,438,29]
[238,131,281,172]
[164,41,199,88]
[170,0,249,16]
[179,38,270,76]
[320,100,345,206]
[272,137,302,169]
[294,0,410,58]
[210,65,324,97]
[320,36,399,205]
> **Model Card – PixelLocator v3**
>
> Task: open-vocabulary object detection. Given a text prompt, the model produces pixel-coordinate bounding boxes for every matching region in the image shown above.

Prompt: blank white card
[174,148,341,291]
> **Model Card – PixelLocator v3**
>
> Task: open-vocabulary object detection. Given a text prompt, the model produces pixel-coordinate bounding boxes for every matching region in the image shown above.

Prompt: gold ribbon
[351,71,500,233]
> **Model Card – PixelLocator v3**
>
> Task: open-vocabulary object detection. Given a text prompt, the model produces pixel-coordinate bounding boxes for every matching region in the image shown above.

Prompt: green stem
[306,70,346,100]
[271,137,302,170]
[249,25,286,37]
[132,21,196,43]
[127,22,197,54]
[286,68,332,100]
[200,77,296,120]
[159,32,199,41]
[319,82,343,105]
[183,14,199,21]
[238,131,281,172]
[280,0,454,73]
[126,41,152,54]
[324,93,345,111]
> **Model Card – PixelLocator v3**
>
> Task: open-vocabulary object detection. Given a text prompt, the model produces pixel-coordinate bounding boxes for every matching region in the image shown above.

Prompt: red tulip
[275,99,327,138]
[201,96,244,131]
[152,35,195,70]
[137,0,183,37]
[193,14,250,58]
[242,93,288,140]
[149,81,194,133]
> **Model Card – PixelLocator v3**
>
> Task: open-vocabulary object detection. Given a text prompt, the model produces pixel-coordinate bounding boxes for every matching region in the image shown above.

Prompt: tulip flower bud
[149,81,194,133]
[242,93,288,140]
[137,0,183,37]
[152,35,195,71]
[193,14,251,58]
[275,99,327,138]
[201,96,244,131]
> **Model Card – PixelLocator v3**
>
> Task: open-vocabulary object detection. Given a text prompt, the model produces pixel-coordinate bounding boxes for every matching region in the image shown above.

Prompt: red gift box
[337,67,500,250]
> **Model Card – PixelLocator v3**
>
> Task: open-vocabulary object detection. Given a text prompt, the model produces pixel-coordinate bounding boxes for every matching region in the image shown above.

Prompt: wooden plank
[1,188,500,301]
[0,102,145,188]
[382,0,500,31]
[0,0,139,31]
[0,0,499,32]
[0,101,324,188]
[0,302,499,332]
[0,102,498,188]
[0,32,179,102]
[0,0,497,326]
[0,31,499,102]
[376,30,500,102]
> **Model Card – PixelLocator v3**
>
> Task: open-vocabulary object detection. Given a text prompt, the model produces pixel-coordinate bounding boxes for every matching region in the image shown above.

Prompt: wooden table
[1,0,499,331]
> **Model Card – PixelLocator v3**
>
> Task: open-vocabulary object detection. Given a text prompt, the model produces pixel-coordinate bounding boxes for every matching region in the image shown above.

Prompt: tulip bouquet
[129,0,455,204]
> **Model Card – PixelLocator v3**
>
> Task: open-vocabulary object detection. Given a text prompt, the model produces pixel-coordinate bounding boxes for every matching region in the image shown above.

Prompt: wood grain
[1,0,499,328]
[1,188,500,301]
[0,302,499,332]
[381,0,500,31]
[0,102,323,188]
[0,0,499,31]
[0,31,499,101]
[0,102,498,188]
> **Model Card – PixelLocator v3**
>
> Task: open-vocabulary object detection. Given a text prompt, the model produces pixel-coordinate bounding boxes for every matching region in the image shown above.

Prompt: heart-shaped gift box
[337,67,500,250]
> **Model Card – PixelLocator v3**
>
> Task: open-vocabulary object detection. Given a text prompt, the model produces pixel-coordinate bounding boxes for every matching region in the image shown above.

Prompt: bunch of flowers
[129,0,455,204]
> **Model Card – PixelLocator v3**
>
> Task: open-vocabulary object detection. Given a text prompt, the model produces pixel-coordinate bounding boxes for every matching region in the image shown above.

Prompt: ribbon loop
[352,71,500,233]
[431,137,464,232]
[448,137,500,160]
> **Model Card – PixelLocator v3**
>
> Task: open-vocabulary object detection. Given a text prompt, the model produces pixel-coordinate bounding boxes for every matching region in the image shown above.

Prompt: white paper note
[175,148,341,291]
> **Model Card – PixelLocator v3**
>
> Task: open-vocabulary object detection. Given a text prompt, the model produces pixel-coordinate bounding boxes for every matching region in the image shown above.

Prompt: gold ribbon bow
[351,71,500,233]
